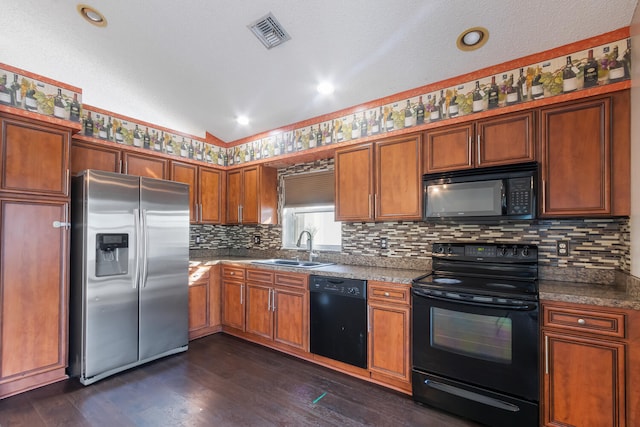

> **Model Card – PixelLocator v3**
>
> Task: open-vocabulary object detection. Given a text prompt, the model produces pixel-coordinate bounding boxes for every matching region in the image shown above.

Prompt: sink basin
[252,259,334,269]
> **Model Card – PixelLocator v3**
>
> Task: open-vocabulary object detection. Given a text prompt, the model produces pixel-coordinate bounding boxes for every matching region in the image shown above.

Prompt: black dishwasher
[309,275,367,369]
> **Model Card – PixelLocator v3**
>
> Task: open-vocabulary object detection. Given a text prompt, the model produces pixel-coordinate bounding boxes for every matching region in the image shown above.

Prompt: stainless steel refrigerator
[69,169,189,385]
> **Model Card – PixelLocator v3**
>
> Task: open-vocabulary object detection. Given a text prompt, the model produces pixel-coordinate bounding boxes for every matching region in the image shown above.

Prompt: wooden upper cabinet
[375,135,422,220]
[171,161,198,222]
[336,135,422,222]
[335,143,374,221]
[199,167,224,224]
[1,115,70,198]
[476,111,535,167]
[540,95,616,217]
[424,112,534,173]
[123,151,167,179]
[424,123,474,173]
[70,140,121,176]
[226,165,277,225]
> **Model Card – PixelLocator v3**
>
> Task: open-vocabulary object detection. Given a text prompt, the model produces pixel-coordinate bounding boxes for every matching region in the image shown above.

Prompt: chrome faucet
[296,230,316,262]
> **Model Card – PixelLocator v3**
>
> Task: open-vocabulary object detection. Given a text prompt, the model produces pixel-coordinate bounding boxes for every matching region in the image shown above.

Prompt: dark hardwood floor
[0,334,480,426]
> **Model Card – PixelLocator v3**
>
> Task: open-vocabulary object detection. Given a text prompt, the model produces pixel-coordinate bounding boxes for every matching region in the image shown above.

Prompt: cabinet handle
[119,160,123,174]
[230,271,235,276]
[199,204,203,222]
[52,220,71,229]
[542,180,546,213]
[194,203,198,222]
[367,305,371,333]
[577,318,586,325]
[267,289,272,311]
[477,134,481,166]
[368,194,372,219]
[66,169,70,194]
[124,162,128,175]
[384,292,390,297]
[545,335,549,375]
[240,284,244,305]
[468,136,472,166]
[272,289,276,312]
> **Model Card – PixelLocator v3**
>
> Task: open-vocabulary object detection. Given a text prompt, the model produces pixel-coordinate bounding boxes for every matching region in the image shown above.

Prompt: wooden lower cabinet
[0,197,69,399]
[542,301,640,427]
[243,269,308,352]
[188,264,221,340]
[367,281,411,393]
[221,266,246,331]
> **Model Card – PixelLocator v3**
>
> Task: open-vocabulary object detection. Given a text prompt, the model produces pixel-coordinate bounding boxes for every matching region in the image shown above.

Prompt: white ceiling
[1,0,638,144]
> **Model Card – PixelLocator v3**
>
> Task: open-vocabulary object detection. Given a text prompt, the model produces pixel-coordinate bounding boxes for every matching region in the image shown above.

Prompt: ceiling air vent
[248,12,291,49]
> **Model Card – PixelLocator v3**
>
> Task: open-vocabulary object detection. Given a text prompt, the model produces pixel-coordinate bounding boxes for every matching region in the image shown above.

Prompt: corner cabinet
[423,111,535,173]
[0,114,71,399]
[541,301,640,427]
[367,281,411,393]
[171,162,225,224]
[227,165,277,225]
[335,134,422,222]
[539,90,630,217]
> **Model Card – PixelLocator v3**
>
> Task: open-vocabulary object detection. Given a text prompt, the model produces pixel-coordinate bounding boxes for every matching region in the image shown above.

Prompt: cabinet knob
[384,292,390,297]
[230,271,235,275]
[577,318,586,325]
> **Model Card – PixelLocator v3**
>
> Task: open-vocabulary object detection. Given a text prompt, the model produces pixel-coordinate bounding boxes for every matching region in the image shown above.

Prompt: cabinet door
[221,280,245,330]
[171,162,198,222]
[0,198,68,382]
[245,284,273,339]
[200,167,224,224]
[543,331,625,427]
[368,302,411,386]
[1,117,70,197]
[123,152,167,179]
[375,135,422,221]
[424,123,474,173]
[241,166,259,224]
[335,144,374,221]
[273,287,308,351]
[70,141,121,175]
[188,283,208,332]
[476,112,535,167]
[540,97,610,216]
[226,169,242,224]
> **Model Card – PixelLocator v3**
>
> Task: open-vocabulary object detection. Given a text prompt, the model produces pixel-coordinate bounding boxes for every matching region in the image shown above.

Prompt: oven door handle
[413,290,537,311]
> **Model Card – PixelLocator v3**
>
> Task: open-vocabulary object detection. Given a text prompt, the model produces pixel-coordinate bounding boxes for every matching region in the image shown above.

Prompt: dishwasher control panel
[309,275,367,299]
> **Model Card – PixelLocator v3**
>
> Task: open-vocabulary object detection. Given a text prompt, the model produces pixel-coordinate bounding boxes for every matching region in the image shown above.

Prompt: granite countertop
[190,256,640,310]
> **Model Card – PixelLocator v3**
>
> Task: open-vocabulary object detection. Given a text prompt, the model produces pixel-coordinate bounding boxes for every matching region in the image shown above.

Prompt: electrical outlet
[253,235,261,244]
[380,237,387,249]
[557,240,569,256]
[195,235,202,244]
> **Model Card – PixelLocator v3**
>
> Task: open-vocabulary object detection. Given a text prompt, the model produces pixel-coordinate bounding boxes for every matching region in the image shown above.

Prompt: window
[281,171,341,251]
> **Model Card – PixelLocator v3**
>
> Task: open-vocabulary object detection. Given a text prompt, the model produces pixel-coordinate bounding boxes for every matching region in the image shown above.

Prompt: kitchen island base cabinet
[542,301,640,427]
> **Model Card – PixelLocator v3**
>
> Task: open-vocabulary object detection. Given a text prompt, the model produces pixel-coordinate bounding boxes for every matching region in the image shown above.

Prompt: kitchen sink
[252,259,335,269]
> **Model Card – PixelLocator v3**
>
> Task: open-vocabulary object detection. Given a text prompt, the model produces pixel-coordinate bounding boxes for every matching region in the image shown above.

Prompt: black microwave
[423,162,538,221]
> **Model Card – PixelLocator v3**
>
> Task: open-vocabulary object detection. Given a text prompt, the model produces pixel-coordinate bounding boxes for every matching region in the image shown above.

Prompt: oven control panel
[433,243,537,261]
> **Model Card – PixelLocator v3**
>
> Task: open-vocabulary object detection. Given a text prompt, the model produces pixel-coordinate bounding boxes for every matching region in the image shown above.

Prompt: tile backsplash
[191,159,630,279]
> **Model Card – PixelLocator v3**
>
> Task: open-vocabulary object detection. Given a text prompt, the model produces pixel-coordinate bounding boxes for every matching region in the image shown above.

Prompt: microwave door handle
[501,180,507,215]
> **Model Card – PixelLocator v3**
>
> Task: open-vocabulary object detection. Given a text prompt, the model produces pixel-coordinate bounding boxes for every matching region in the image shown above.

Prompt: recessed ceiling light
[317,82,335,95]
[236,115,250,126]
[77,4,107,27]
[457,27,489,51]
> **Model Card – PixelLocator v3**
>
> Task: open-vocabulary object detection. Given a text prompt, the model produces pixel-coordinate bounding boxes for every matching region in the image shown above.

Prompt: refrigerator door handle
[141,208,149,287]
[133,208,141,289]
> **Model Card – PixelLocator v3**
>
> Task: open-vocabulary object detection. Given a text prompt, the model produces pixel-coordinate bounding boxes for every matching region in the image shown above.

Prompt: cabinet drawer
[274,272,308,289]
[246,268,274,284]
[189,266,210,284]
[222,266,245,280]
[543,304,626,339]
[368,281,410,305]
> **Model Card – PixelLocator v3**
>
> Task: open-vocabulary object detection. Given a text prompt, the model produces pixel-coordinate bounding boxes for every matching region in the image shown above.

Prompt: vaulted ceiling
[2,0,637,143]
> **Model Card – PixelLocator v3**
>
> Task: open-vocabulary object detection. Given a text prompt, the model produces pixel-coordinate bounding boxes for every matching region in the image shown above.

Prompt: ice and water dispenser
[95,233,129,277]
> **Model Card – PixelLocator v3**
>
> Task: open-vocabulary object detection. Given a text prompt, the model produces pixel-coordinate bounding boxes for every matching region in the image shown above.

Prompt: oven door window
[431,307,512,364]
[426,180,503,218]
